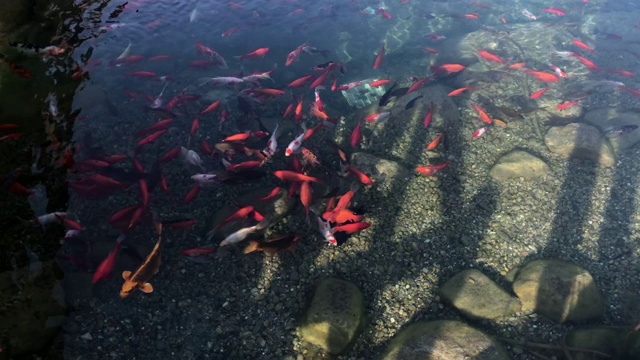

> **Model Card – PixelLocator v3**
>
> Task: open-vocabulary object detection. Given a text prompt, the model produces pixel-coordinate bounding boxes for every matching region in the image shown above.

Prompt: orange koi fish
[477,50,504,63]
[430,63,465,75]
[426,133,444,150]
[524,69,559,82]
[471,104,492,124]
[556,100,580,110]
[416,161,449,177]
[448,86,474,96]
[120,228,162,298]
[239,47,269,60]
[273,170,322,183]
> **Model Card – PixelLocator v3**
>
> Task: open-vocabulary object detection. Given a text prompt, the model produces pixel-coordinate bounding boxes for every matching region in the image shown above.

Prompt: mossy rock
[512,259,604,323]
[379,320,509,360]
[299,278,365,354]
[439,269,521,320]
[566,326,629,359]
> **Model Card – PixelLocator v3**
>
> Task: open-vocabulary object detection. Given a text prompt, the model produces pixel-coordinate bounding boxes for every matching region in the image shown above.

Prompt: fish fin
[122,270,131,280]
[140,282,154,293]
[243,241,260,254]
[255,218,270,231]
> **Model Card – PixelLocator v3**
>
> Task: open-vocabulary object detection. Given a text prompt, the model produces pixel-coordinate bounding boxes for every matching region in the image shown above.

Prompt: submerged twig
[496,336,612,358]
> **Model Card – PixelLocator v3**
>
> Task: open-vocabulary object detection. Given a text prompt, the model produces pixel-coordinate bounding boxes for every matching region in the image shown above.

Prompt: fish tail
[243,241,259,254]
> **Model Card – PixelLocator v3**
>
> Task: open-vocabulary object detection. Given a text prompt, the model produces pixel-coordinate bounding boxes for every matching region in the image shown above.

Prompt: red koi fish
[425,33,446,40]
[350,117,363,148]
[148,55,170,61]
[530,87,549,99]
[215,206,255,230]
[92,234,126,284]
[607,69,635,77]
[373,43,385,70]
[273,170,322,183]
[543,7,565,16]
[524,69,559,82]
[343,166,373,186]
[288,74,314,88]
[221,26,241,37]
[333,222,370,234]
[222,132,251,142]
[160,146,181,163]
[477,50,504,63]
[137,130,167,149]
[256,186,281,201]
[556,100,580,110]
[199,100,220,114]
[377,8,392,19]
[416,161,449,176]
[448,86,474,96]
[4,60,32,78]
[223,159,263,172]
[0,124,19,131]
[190,118,200,137]
[471,127,488,139]
[570,53,600,71]
[426,133,444,150]
[126,71,157,78]
[239,47,269,60]
[430,63,465,75]
[369,79,391,87]
[109,204,139,226]
[572,39,594,53]
[110,55,144,66]
[407,77,430,93]
[283,103,294,119]
[365,112,391,123]
[421,47,440,54]
[300,181,312,222]
[183,184,200,204]
[308,69,330,89]
[423,102,435,128]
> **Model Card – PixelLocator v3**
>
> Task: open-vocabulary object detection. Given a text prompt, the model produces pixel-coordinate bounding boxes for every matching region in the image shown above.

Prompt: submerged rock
[439,269,521,320]
[512,259,604,323]
[380,320,509,360]
[489,150,550,181]
[583,108,640,156]
[566,326,629,359]
[299,278,365,354]
[545,123,615,167]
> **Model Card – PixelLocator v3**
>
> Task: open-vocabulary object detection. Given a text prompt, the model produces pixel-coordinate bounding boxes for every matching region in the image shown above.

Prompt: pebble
[80,332,93,341]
